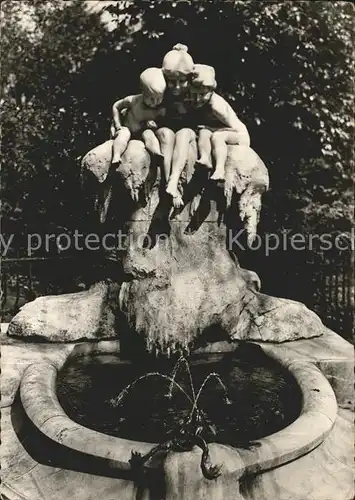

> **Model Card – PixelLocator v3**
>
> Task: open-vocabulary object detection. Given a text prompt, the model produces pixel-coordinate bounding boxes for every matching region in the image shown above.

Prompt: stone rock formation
[8,138,325,350]
[7,282,120,342]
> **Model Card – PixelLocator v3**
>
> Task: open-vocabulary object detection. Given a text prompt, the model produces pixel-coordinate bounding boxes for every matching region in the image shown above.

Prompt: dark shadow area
[184,173,225,234]
[183,164,210,205]
[56,346,302,448]
[115,313,151,362]
[192,324,232,349]
[184,191,211,235]
[144,190,171,250]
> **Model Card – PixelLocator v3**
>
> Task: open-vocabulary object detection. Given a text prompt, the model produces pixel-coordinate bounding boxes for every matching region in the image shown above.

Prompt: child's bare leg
[166,128,195,207]
[142,129,163,157]
[112,127,131,165]
[156,127,175,183]
[211,130,240,181]
[196,128,213,168]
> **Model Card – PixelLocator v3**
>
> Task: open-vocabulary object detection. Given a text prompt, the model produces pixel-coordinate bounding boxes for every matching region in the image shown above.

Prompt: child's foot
[172,194,184,209]
[196,157,213,169]
[210,169,225,181]
[168,196,184,219]
[166,181,179,199]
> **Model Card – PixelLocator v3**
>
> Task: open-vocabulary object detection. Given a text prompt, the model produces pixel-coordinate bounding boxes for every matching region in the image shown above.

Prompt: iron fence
[0,255,121,323]
[1,248,353,342]
[246,245,354,342]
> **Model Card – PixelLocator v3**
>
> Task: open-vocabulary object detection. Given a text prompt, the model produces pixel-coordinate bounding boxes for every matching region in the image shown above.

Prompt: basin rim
[20,341,338,478]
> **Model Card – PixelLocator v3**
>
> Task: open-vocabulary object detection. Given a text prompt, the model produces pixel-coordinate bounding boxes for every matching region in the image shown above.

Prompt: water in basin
[57,344,302,447]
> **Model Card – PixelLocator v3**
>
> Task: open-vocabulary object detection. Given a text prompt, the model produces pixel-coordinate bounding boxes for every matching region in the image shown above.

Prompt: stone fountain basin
[19,340,338,482]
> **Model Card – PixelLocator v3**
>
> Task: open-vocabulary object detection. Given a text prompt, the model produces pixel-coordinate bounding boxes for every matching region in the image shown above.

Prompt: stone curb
[20,344,338,479]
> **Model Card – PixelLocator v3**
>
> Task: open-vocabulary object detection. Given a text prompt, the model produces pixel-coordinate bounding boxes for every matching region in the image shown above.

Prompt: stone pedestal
[8,139,327,350]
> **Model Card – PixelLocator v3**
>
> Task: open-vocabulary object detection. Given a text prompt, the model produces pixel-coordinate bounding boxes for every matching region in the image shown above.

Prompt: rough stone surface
[118,221,326,352]
[1,328,353,500]
[240,408,354,500]
[81,139,113,183]
[109,138,325,352]
[7,282,120,342]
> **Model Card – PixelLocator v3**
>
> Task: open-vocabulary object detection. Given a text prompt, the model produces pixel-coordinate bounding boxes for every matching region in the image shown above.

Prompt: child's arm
[210,94,250,146]
[146,120,158,130]
[112,95,138,130]
[145,108,166,131]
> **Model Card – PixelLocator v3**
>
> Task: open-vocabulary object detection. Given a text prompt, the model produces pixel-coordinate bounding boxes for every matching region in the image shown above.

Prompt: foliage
[1,0,353,253]
[2,0,113,251]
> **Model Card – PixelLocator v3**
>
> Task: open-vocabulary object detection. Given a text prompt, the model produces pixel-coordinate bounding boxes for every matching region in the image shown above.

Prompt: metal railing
[250,246,354,342]
[1,249,353,341]
[0,255,121,323]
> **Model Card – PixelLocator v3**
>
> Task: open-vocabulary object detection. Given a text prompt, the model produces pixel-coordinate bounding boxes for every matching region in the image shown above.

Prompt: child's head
[162,44,194,97]
[190,64,216,107]
[140,67,166,107]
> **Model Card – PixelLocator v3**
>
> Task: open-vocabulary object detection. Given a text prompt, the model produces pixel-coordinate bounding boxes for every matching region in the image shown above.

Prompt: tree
[1,0,125,252]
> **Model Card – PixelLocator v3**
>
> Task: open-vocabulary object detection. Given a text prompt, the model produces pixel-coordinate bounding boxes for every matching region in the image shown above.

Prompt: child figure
[165,64,250,201]
[162,43,194,99]
[160,44,198,203]
[191,64,250,181]
[111,67,166,166]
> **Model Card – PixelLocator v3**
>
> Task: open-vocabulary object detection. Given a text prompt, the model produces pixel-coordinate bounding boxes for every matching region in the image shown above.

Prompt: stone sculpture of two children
[110,44,250,208]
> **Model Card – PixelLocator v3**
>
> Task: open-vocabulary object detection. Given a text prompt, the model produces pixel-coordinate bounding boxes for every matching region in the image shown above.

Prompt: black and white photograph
[1,1,354,499]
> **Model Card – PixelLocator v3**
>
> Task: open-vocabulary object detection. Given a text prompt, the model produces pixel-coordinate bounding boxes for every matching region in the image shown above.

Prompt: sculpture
[8,44,325,349]
[4,43,352,500]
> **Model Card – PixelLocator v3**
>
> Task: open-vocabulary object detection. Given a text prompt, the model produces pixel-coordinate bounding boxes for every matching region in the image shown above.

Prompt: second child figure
[191,64,250,181]
[111,67,167,167]
[165,63,251,204]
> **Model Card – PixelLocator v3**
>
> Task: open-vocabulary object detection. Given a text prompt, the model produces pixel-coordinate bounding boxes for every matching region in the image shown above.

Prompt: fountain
[2,75,353,500]
[57,350,295,481]
[110,357,232,480]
